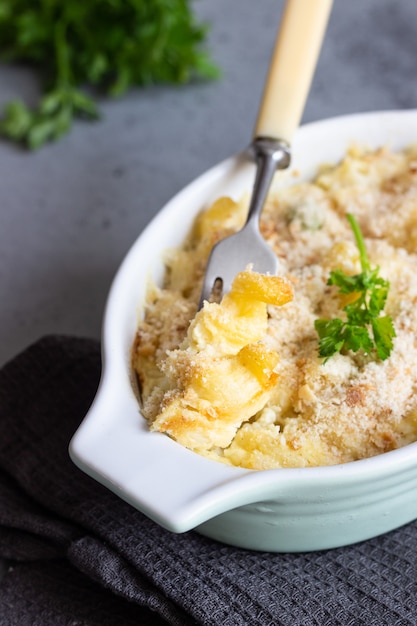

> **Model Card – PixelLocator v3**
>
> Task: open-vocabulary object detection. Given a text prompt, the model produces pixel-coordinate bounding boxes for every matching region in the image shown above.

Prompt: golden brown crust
[133,145,417,469]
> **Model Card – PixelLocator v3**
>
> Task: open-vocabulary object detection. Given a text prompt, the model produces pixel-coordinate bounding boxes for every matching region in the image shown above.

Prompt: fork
[199,0,333,307]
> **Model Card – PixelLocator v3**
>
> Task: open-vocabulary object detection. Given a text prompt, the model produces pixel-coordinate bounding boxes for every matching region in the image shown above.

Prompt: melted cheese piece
[149,270,293,452]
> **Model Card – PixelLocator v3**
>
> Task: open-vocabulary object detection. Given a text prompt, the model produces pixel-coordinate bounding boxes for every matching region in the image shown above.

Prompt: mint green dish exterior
[197,449,417,551]
[70,110,417,553]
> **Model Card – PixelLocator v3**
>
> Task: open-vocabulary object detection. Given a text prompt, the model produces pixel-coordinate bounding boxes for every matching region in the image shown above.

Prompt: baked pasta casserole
[132,145,417,469]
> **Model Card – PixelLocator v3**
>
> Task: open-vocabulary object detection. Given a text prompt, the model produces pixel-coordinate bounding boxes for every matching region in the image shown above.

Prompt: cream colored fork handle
[254,0,333,144]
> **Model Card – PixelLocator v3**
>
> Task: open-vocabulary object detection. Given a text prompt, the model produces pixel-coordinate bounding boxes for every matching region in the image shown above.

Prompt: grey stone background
[1,0,417,367]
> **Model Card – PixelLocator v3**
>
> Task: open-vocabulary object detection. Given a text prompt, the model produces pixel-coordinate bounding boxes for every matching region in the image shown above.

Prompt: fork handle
[254,0,333,144]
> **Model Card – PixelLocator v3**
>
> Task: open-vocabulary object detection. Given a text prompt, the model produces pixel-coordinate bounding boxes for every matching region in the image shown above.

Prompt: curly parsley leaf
[371,315,396,360]
[0,0,220,149]
[314,213,396,363]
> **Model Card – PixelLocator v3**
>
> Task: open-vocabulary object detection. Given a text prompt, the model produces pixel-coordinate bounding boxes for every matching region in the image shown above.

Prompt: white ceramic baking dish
[70,109,417,552]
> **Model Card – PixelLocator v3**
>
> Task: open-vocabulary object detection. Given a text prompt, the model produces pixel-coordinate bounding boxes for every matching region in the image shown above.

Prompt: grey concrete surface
[1,0,417,367]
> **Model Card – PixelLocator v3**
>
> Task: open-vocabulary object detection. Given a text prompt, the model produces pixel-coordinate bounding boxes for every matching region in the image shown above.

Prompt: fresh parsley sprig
[0,0,219,149]
[315,213,396,363]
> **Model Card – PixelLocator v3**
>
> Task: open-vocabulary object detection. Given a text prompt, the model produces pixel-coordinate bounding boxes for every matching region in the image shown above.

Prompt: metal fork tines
[199,137,291,308]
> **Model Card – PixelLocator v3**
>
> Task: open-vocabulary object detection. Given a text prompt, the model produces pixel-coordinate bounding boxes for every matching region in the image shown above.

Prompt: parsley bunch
[315,213,396,363]
[0,0,219,149]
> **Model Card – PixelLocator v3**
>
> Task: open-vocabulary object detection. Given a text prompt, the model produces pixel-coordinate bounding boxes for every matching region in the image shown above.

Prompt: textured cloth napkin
[1,336,417,626]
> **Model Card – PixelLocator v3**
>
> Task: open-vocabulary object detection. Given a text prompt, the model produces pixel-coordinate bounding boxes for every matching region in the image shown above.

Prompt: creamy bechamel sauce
[132,145,417,469]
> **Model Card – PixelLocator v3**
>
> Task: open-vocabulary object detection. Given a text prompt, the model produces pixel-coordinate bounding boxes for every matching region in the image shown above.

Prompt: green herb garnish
[0,0,219,149]
[315,213,396,363]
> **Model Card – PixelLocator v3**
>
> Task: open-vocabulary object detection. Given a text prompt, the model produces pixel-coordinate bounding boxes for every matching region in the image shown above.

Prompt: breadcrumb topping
[132,145,417,469]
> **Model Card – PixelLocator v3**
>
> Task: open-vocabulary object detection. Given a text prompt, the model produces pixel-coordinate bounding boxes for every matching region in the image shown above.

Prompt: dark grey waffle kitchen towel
[1,336,417,626]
